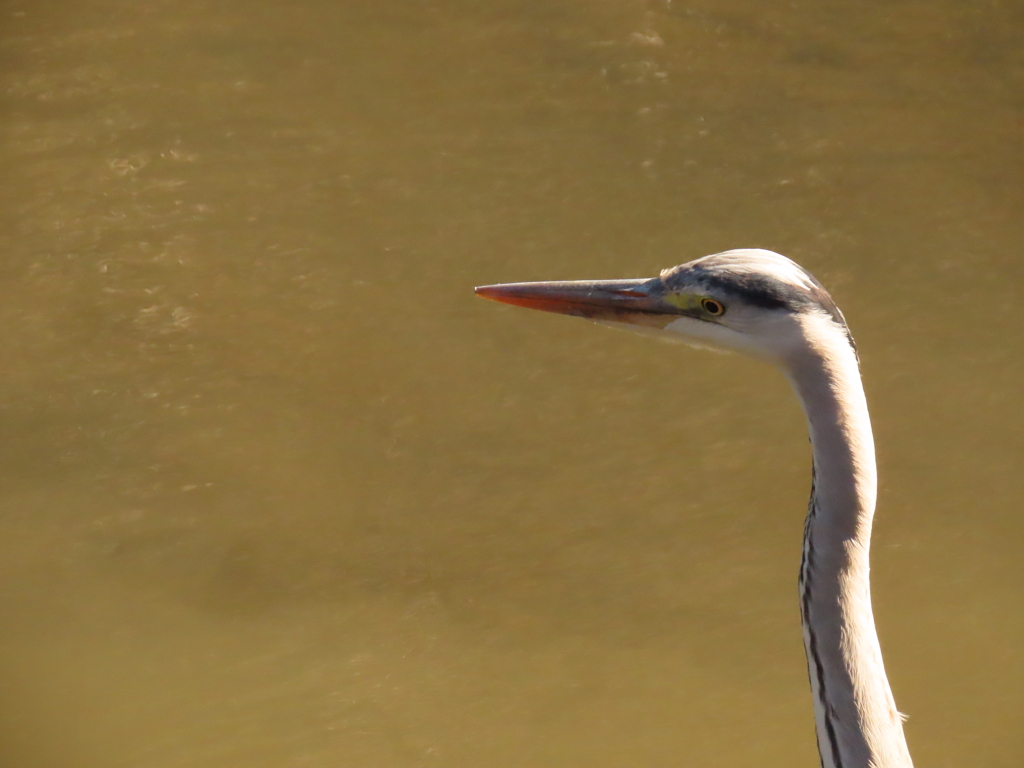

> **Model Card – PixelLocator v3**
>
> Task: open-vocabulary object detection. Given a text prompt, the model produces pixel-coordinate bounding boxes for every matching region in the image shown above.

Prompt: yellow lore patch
[663,293,726,319]
[663,293,703,311]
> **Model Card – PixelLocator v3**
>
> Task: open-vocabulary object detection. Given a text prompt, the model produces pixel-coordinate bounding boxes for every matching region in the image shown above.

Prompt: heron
[475,249,913,768]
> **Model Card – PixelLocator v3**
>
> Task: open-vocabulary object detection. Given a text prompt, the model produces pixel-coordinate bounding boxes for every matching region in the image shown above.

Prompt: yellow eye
[701,298,725,316]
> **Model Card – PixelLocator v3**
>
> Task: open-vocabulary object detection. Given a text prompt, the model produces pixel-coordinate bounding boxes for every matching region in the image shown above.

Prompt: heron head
[475,249,854,366]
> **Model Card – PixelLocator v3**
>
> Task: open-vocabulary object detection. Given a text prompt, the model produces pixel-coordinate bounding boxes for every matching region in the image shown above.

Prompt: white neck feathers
[784,312,913,768]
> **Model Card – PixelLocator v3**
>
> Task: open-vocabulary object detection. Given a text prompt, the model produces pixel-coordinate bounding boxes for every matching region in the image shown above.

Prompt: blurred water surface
[2,1,1023,766]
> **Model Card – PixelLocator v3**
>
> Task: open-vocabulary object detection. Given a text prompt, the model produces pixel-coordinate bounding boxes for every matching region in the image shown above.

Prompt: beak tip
[474,284,500,300]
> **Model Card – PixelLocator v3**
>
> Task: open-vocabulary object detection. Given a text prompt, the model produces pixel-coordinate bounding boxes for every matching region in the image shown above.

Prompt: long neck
[785,321,913,768]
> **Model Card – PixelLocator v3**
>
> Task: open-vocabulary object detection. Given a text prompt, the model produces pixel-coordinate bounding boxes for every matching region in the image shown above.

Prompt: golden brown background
[2,1,1022,766]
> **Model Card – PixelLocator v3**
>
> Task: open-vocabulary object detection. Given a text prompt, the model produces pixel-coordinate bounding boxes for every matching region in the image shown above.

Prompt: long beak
[474,278,686,328]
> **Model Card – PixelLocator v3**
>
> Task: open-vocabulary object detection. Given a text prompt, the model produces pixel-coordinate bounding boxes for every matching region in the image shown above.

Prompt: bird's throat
[787,321,913,768]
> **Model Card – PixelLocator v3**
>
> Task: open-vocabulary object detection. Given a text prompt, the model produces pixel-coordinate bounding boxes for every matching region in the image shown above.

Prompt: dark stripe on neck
[801,468,844,768]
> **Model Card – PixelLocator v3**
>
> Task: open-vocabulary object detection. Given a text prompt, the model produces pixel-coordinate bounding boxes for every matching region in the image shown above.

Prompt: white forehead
[692,249,820,291]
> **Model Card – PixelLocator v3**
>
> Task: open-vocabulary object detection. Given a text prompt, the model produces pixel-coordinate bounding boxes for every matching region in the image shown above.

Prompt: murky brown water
[1,1,1022,766]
